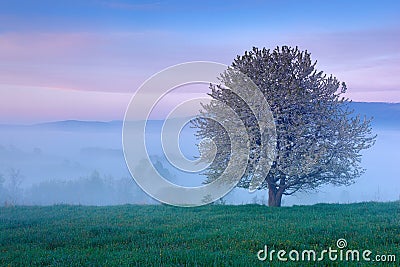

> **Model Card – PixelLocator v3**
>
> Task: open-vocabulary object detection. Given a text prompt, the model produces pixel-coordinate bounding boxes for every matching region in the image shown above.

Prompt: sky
[1,0,399,124]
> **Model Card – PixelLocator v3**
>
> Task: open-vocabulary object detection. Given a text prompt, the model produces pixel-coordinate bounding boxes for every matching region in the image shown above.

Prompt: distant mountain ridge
[34,120,123,131]
[1,102,399,131]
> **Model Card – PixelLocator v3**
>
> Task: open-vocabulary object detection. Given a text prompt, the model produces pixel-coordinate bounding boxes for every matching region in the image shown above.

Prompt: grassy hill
[0,202,399,266]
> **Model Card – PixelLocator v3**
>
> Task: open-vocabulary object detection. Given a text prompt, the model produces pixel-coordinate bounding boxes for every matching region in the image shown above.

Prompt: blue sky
[0,0,399,123]
[1,1,398,32]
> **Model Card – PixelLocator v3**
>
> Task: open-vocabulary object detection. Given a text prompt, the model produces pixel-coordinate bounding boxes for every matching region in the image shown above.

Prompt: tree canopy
[193,46,376,206]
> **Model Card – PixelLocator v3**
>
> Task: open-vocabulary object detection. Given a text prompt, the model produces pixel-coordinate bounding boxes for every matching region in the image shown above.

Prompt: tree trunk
[268,186,283,207]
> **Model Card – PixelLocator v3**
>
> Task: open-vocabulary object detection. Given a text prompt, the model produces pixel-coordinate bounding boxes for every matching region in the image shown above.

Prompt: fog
[0,103,399,206]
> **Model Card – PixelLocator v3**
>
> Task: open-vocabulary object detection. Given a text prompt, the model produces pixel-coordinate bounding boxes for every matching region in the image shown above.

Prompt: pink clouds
[0,32,162,93]
[278,28,400,100]
[0,25,399,124]
[306,30,400,85]
[0,30,235,96]
[0,32,95,61]
[0,85,131,124]
[0,84,213,124]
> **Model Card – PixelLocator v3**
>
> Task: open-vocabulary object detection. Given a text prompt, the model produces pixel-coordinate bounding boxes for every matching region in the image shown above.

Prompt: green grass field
[0,202,399,266]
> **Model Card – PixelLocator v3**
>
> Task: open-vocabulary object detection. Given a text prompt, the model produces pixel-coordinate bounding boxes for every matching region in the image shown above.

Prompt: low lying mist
[0,103,399,206]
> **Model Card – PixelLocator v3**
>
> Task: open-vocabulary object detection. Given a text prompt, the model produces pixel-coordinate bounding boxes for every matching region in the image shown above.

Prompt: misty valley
[1,102,399,206]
